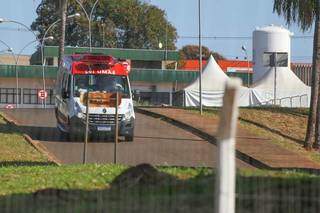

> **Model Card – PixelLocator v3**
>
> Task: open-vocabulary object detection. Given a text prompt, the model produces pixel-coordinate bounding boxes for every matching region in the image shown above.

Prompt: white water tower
[252,25,293,82]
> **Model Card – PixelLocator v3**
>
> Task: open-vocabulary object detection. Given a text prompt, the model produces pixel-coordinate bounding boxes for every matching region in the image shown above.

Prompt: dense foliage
[31,0,178,50]
[273,0,317,31]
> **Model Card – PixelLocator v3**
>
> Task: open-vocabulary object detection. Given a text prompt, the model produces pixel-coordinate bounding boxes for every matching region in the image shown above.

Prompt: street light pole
[0,39,17,106]
[198,0,203,115]
[273,52,277,105]
[15,40,38,108]
[75,0,100,52]
[0,18,42,108]
[165,17,168,63]
[41,36,54,108]
[14,37,53,108]
[0,39,16,64]
[0,18,38,39]
[241,45,250,87]
[41,13,80,108]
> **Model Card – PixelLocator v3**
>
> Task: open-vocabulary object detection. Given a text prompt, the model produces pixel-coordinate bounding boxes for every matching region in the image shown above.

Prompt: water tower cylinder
[252,25,292,82]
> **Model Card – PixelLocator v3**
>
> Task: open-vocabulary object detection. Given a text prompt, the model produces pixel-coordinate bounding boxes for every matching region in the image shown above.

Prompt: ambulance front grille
[88,114,123,125]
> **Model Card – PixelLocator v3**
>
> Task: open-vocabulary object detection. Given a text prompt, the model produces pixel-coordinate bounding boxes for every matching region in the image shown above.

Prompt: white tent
[181,55,310,108]
[250,67,311,107]
[183,55,251,107]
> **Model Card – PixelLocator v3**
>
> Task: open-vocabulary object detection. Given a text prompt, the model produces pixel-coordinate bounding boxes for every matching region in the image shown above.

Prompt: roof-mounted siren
[252,25,292,82]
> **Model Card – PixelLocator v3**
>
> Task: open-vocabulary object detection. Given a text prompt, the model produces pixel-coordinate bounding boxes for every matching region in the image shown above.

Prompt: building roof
[179,59,253,73]
[217,60,253,73]
[179,60,208,71]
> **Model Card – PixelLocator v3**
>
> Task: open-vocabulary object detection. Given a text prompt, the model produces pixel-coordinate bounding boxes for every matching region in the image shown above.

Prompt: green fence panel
[0,65,58,78]
[129,69,198,83]
[0,64,252,85]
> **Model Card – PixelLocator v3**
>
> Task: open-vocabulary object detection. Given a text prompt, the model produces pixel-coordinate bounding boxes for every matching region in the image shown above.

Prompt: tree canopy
[179,45,226,61]
[273,0,317,31]
[175,45,225,70]
[31,0,177,50]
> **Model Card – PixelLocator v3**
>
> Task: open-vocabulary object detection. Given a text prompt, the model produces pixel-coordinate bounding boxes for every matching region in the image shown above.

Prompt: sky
[0,0,315,62]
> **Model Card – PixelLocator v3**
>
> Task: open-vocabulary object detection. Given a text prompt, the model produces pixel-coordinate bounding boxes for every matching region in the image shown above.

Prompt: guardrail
[255,94,308,108]
[0,87,55,106]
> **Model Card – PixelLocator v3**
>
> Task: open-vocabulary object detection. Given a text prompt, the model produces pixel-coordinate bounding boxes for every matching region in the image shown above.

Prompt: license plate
[97,126,111,131]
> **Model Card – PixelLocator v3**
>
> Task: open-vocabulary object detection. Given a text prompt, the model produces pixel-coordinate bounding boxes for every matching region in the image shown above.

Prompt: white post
[214,78,241,213]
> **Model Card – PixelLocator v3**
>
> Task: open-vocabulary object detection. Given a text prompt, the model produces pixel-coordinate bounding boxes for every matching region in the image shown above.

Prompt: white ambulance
[55,53,135,141]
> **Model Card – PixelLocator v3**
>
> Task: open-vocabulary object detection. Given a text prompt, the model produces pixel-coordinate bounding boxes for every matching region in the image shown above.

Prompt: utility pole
[198,0,203,115]
[58,0,67,68]
[273,52,277,105]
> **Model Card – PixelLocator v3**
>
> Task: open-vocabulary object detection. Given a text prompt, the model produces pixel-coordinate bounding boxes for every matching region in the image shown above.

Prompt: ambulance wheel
[58,128,69,140]
[68,129,84,142]
[125,134,134,142]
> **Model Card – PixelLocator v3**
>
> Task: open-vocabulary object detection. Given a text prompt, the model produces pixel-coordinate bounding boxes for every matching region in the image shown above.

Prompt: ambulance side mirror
[62,90,69,99]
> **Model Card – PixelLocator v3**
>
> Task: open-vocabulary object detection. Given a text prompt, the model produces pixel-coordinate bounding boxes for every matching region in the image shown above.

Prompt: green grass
[0,109,320,212]
[0,116,48,165]
[1,162,319,196]
[0,164,320,212]
[0,164,126,195]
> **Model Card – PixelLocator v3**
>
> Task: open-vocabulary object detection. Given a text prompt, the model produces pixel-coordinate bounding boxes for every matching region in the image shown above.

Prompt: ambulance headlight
[75,102,85,119]
[123,105,134,121]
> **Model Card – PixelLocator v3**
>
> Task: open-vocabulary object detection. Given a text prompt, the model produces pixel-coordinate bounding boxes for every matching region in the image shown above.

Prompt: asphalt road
[1,108,252,168]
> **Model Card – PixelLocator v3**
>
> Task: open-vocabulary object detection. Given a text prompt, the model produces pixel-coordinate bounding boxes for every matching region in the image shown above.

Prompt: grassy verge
[0,164,319,212]
[0,115,48,165]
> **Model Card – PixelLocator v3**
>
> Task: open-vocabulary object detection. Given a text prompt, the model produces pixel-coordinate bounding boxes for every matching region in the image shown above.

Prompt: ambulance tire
[68,128,84,142]
[58,127,69,141]
[125,134,134,142]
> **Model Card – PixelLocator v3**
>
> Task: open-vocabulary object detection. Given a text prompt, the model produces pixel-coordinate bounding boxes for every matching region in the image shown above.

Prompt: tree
[179,45,225,60]
[177,45,225,69]
[210,51,226,61]
[180,45,211,60]
[58,0,67,68]
[30,0,177,50]
[273,0,320,149]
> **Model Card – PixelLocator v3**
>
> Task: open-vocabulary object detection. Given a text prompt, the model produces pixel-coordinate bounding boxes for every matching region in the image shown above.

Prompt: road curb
[0,112,62,166]
[136,107,320,174]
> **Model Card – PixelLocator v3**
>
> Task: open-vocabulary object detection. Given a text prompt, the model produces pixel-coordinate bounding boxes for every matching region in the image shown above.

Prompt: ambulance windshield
[73,75,130,97]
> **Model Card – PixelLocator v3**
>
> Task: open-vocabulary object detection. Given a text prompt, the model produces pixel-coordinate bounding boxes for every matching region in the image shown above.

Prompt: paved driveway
[1,108,252,168]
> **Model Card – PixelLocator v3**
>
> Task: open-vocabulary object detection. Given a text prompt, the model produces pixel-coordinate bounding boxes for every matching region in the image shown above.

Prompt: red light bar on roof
[72,54,116,64]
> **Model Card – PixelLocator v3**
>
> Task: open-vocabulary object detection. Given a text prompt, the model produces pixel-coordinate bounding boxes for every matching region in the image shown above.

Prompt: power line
[0,27,35,32]
[0,27,313,40]
[178,35,313,40]
[179,36,251,40]
[222,54,311,59]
